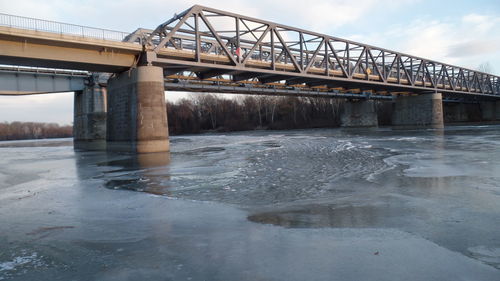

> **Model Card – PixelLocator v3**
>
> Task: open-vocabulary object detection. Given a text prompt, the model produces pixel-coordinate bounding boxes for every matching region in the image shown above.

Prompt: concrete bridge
[1,6,499,153]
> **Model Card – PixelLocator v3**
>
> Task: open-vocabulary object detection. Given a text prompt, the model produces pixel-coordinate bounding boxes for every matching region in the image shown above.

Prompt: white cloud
[346,13,500,73]
[265,0,420,32]
[0,93,74,124]
[0,0,419,32]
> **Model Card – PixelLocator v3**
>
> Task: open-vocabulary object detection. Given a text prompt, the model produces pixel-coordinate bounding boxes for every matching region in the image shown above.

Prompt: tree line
[167,94,391,135]
[0,122,73,141]
[1,94,392,140]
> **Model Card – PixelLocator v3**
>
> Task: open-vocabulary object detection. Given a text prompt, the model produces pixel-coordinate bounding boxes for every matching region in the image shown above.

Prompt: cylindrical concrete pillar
[392,93,443,129]
[73,84,107,150]
[106,65,169,153]
[340,100,378,127]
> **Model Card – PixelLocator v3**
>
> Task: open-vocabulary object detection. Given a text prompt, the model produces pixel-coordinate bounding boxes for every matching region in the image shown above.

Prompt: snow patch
[0,251,45,279]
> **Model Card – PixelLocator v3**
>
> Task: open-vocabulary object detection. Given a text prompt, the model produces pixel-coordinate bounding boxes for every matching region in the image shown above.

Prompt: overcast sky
[0,0,499,125]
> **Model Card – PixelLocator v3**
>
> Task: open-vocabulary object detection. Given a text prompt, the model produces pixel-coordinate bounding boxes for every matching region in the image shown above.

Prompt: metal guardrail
[0,13,130,41]
[0,65,90,76]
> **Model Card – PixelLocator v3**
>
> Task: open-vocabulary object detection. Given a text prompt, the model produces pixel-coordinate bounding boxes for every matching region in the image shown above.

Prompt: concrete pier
[443,103,469,123]
[392,93,444,129]
[479,101,500,121]
[340,100,378,127]
[73,82,107,150]
[106,65,169,153]
[497,101,500,120]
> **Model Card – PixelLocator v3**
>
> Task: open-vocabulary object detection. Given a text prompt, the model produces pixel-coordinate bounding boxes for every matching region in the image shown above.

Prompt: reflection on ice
[98,152,172,195]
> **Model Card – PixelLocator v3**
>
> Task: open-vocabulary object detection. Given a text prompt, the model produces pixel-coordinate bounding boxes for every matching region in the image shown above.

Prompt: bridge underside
[0,66,88,95]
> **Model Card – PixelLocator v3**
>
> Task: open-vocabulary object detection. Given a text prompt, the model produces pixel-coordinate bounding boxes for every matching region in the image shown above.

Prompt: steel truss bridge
[0,5,499,101]
[138,5,500,101]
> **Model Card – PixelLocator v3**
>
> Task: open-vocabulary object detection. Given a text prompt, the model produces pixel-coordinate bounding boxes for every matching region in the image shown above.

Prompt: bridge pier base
[73,84,107,150]
[106,65,169,153]
[392,93,444,129]
[444,103,469,123]
[340,100,378,127]
[497,101,500,120]
[479,101,500,121]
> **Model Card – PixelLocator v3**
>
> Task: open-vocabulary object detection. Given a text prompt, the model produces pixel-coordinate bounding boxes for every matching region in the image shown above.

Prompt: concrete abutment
[340,100,378,127]
[479,101,500,121]
[106,65,169,153]
[392,93,444,129]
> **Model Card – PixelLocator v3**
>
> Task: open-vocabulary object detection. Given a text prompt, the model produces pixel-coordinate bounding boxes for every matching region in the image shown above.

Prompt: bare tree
[477,62,493,74]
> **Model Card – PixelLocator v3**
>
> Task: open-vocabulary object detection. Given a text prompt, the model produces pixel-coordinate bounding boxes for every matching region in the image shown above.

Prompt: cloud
[346,13,500,73]
[0,0,419,32]
[265,0,420,32]
[0,93,74,124]
[447,39,500,58]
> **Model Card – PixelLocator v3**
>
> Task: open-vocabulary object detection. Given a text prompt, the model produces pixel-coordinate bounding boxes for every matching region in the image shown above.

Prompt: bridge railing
[0,64,90,76]
[0,13,129,42]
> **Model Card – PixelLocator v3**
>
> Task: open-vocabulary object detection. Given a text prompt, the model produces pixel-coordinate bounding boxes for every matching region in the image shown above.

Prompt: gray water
[0,126,499,280]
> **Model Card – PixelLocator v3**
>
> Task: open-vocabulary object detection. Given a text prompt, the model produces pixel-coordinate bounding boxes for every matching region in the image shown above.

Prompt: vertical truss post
[410,58,413,83]
[346,43,351,77]
[365,48,369,79]
[382,50,385,80]
[195,13,200,62]
[236,17,240,63]
[397,54,400,84]
[300,32,304,67]
[271,27,275,71]
[325,39,329,76]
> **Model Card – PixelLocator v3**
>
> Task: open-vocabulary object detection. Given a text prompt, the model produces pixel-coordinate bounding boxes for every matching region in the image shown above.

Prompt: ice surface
[0,126,499,280]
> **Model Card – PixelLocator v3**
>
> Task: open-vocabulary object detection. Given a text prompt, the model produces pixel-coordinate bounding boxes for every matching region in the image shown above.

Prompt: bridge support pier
[392,93,444,129]
[479,101,500,121]
[443,103,469,123]
[340,100,378,127]
[73,83,107,150]
[497,101,500,120]
[106,65,169,153]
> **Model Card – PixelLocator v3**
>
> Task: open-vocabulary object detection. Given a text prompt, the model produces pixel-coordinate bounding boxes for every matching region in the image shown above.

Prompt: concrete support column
[496,101,500,120]
[479,101,500,121]
[443,103,469,123]
[106,65,169,153]
[480,101,498,121]
[340,100,378,127]
[392,93,444,129]
[73,84,107,150]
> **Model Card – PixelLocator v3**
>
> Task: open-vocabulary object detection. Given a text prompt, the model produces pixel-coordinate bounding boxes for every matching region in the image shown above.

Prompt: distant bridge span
[0,6,499,153]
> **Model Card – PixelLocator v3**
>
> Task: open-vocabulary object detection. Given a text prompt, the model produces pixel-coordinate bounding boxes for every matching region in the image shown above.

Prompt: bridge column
[340,100,378,127]
[106,65,169,153]
[73,83,107,150]
[497,101,500,120]
[392,93,444,129]
[479,101,500,121]
[443,103,469,123]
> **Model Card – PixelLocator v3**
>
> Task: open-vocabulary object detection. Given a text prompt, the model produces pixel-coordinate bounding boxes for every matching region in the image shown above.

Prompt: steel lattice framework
[126,5,500,100]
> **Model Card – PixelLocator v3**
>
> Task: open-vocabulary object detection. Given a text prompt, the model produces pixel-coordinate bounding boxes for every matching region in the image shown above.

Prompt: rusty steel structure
[121,5,499,101]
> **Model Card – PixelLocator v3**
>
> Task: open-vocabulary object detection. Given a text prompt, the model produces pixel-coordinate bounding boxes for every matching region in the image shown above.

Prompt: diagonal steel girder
[146,5,500,97]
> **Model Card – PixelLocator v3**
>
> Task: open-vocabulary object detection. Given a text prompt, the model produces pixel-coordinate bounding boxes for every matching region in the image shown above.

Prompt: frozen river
[0,126,499,280]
